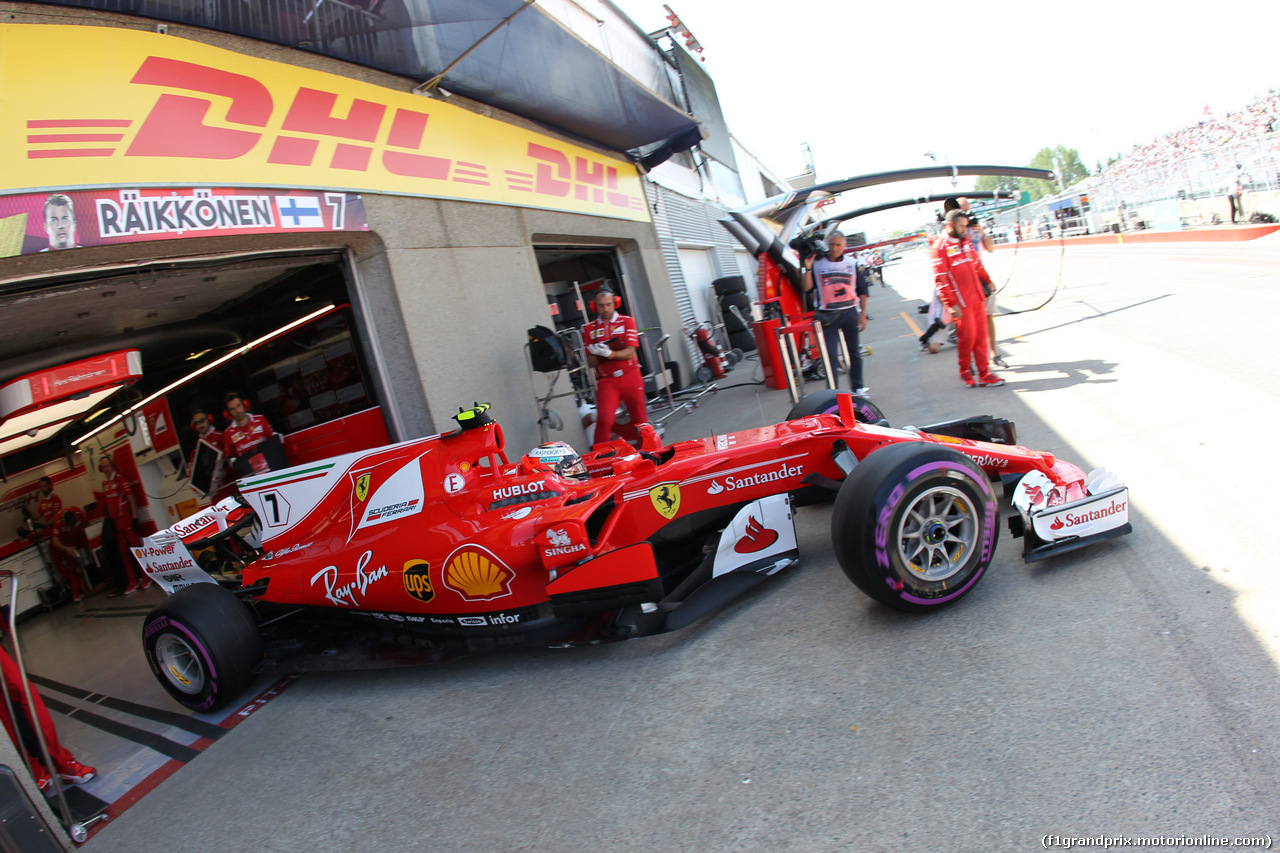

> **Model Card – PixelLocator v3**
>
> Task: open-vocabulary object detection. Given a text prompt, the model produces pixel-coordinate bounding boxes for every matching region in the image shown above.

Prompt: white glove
[588,343,613,358]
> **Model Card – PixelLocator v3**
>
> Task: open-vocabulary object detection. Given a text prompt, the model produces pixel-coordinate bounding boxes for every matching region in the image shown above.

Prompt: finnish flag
[274,196,325,228]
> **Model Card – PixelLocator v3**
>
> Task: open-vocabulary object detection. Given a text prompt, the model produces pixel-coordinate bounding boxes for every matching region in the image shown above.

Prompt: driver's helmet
[524,441,588,480]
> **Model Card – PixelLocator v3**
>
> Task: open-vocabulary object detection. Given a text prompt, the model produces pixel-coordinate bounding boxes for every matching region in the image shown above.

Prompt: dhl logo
[21,54,643,214]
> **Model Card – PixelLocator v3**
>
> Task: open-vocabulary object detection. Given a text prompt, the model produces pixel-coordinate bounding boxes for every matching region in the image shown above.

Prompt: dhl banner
[0,25,650,228]
[0,187,367,257]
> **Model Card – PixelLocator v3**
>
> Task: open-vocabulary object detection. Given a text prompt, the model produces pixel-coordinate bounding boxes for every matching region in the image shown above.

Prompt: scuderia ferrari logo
[355,473,371,503]
[649,483,681,519]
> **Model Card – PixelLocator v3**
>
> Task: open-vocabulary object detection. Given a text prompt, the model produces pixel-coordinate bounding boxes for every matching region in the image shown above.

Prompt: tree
[1024,145,1090,200]
[974,173,1020,195]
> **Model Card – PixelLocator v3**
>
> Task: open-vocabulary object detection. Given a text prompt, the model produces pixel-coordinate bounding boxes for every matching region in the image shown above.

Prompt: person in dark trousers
[1228,173,1246,224]
[800,231,870,395]
[97,455,148,597]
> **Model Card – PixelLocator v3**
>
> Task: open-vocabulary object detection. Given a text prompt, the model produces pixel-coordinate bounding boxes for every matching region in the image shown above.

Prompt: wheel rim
[896,485,978,582]
[156,633,206,695]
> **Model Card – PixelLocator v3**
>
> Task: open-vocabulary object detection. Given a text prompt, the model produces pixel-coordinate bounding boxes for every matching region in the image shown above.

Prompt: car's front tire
[142,584,262,712]
[831,444,997,612]
[786,389,887,426]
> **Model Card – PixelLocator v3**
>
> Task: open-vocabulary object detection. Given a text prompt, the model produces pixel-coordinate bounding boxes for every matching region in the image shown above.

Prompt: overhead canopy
[25,0,701,154]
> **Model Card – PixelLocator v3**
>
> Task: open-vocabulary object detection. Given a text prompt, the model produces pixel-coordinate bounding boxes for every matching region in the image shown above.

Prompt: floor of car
[9,588,295,833]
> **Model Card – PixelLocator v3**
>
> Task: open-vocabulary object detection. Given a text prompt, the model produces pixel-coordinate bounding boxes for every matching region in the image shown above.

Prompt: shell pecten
[443,545,514,600]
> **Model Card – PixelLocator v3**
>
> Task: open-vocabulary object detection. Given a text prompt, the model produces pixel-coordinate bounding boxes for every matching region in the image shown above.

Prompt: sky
[610,0,1279,234]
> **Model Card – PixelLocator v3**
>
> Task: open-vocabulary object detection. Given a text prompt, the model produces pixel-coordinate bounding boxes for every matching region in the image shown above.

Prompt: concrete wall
[360,194,683,456]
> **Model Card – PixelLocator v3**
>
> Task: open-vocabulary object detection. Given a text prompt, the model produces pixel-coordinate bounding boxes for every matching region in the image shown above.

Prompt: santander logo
[734,515,779,553]
[708,480,724,495]
[1049,499,1127,530]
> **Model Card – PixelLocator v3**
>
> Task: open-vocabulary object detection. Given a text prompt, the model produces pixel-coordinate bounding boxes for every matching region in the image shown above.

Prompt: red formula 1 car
[137,396,1130,711]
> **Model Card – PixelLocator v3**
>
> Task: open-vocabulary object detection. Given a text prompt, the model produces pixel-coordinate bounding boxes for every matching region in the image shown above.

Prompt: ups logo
[402,559,434,603]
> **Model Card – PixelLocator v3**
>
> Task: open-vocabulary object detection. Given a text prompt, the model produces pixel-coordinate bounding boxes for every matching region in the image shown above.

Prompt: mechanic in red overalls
[222,392,277,474]
[98,455,147,596]
[583,288,649,447]
[49,508,89,602]
[932,210,1005,388]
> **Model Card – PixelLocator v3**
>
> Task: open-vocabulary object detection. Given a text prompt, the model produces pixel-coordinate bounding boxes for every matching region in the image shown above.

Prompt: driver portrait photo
[41,192,79,251]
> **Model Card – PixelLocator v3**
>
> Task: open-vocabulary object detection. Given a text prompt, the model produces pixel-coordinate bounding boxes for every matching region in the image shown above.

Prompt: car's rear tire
[786,389,887,425]
[831,444,998,612]
[142,584,262,712]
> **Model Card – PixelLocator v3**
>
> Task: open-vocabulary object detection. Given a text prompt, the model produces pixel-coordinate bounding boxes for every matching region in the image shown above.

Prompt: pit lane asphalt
[87,238,1280,851]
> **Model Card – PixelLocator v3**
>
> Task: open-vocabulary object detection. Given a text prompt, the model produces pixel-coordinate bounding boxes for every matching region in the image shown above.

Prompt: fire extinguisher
[689,323,726,380]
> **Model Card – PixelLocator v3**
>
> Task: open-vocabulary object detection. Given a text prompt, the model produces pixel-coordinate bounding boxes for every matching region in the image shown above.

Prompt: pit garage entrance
[0,248,397,819]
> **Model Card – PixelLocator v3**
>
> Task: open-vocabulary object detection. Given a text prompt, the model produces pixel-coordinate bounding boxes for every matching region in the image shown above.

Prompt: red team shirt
[52,507,88,548]
[34,492,62,530]
[583,313,642,378]
[101,474,135,524]
[222,414,274,458]
[192,428,224,462]
[931,234,992,310]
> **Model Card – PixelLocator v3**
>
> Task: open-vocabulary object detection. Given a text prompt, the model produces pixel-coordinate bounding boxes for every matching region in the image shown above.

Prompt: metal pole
[813,323,836,391]
[774,327,799,405]
[1,570,100,843]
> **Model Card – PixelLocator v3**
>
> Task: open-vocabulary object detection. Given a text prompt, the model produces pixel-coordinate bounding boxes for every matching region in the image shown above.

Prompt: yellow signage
[0,25,650,223]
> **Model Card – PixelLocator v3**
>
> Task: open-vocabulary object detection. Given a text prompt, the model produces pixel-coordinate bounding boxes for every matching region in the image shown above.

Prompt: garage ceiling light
[0,386,124,445]
[72,304,338,447]
[0,417,78,456]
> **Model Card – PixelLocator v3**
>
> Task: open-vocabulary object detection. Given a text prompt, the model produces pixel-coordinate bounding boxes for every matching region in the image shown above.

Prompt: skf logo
[649,483,681,520]
[355,474,371,503]
[443,545,514,601]
[402,559,434,603]
[734,516,779,554]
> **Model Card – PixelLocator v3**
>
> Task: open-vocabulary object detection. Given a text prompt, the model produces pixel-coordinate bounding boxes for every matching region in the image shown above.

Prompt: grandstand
[989,90,1279,237]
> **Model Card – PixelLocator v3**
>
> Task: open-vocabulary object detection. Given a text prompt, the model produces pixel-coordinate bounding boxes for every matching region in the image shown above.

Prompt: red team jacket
[101,474,135,525]
[583,313,642,378]
[931,234,993,311]
[52,507,88,548]
[223,414,275,458]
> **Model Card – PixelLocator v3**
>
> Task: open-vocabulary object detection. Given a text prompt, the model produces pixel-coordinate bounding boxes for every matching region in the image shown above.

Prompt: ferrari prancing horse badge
[649,482,681,519]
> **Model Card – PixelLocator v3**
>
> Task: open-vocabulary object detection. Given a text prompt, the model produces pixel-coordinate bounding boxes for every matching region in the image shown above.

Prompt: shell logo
[442,545,515,601]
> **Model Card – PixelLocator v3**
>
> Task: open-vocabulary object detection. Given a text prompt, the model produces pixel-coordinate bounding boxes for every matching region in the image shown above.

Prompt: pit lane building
[0,1,789,550]
[0,2,796,830]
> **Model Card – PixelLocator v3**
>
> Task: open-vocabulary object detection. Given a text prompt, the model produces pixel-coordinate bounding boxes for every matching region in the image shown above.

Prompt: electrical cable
[993,227,1068,318]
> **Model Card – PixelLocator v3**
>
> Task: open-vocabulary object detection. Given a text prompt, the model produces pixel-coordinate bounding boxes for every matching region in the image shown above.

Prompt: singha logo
[546,528,571,547]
